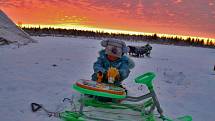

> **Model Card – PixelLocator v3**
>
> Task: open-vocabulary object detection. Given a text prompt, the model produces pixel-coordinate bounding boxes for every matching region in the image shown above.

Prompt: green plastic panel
[135,72,155,90]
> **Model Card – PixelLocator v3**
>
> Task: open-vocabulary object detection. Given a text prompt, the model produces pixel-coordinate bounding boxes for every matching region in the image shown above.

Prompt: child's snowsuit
[91,50,135,86]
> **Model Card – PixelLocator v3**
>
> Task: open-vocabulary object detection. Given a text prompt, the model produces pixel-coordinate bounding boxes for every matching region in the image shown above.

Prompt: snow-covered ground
[0,36,215,121]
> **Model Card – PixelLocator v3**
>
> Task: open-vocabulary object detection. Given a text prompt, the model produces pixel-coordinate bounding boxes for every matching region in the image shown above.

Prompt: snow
[0,36,215,121]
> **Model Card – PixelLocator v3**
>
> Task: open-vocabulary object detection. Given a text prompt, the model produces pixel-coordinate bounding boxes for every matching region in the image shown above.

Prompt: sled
[31,72,192,121]
[74,79,126,97]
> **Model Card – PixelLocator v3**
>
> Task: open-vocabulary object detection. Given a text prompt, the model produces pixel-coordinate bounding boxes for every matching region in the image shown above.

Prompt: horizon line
[20,24,215,43]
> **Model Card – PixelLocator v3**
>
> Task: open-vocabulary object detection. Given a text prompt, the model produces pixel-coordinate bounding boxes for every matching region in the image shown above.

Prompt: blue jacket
[92,50,135,85]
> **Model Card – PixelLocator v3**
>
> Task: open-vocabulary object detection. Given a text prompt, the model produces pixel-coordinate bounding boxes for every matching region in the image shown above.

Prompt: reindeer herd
[127,44,152,57]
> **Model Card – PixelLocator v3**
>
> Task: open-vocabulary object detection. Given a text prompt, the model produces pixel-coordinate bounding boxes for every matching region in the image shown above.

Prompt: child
[91,39,135,89]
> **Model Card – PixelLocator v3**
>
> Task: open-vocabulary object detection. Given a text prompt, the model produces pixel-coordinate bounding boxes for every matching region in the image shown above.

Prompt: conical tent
[0,10,36,45]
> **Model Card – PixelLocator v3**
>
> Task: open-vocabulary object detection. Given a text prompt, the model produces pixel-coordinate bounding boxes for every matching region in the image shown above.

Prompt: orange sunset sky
[0,0,215,40]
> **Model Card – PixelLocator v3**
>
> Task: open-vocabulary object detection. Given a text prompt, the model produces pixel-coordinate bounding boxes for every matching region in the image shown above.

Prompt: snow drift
[0,10,36,45]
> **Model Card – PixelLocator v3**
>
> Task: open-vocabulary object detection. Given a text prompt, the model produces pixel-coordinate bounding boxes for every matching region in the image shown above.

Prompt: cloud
[174,0,183,4]
[0,0,27,8]
[1,0,214,38]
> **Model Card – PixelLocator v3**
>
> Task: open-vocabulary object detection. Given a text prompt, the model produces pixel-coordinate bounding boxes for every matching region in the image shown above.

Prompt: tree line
[22,27,215,49]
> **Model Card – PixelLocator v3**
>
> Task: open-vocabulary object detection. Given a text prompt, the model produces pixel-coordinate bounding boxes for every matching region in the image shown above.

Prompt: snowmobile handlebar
[135,72,155,91]
[127,72,163,117]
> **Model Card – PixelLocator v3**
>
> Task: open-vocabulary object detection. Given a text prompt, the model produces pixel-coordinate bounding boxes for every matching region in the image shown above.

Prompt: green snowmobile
[31,72,192,121]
